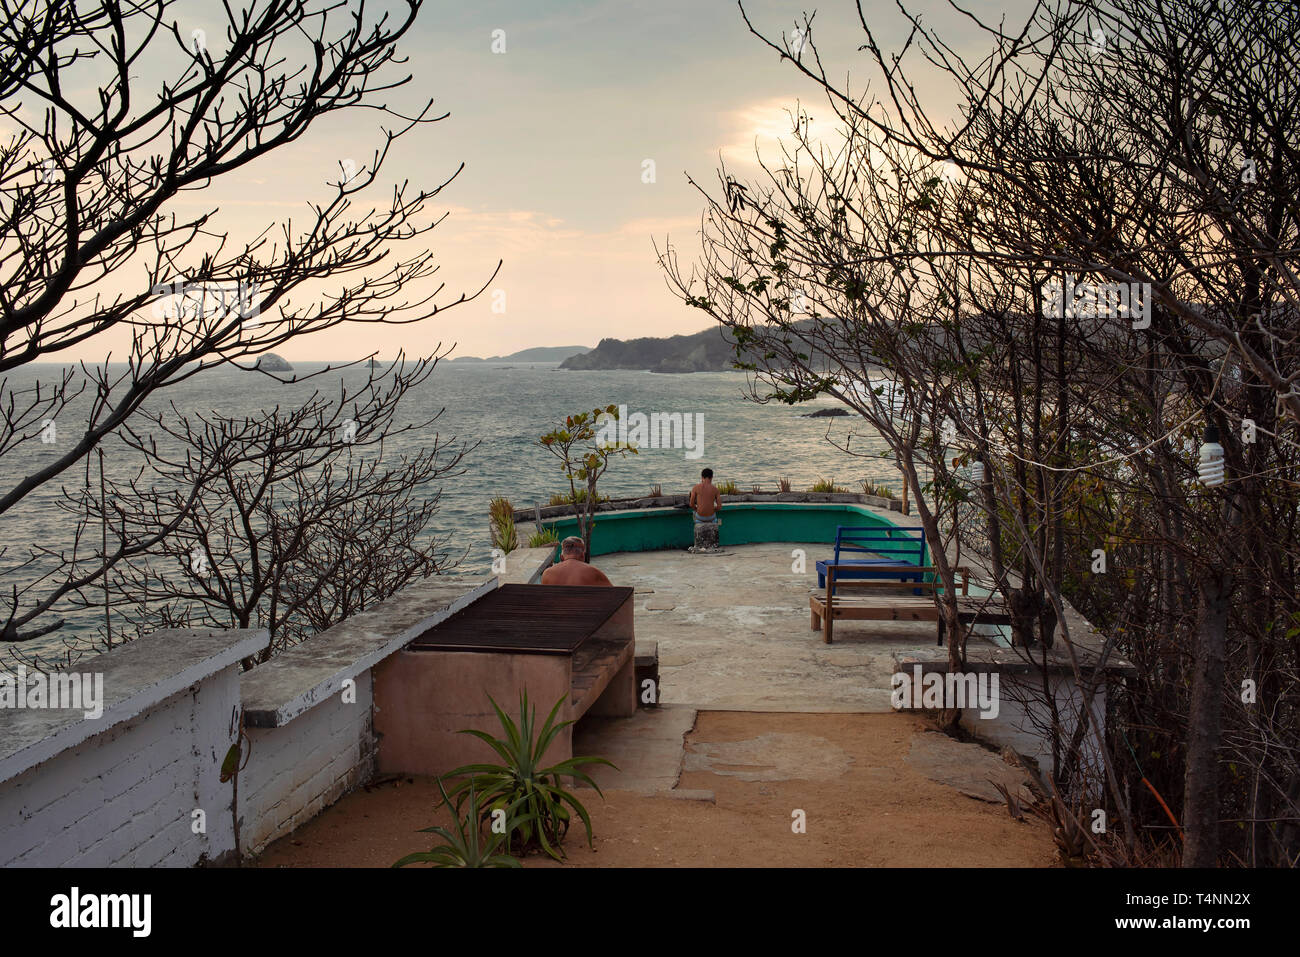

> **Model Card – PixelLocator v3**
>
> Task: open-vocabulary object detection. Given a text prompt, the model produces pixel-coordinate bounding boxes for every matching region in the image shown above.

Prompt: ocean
[1,360,898,662]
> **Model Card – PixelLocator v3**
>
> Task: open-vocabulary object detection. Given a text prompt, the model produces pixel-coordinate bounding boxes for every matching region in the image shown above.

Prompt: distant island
[558,323,869,373]
[453,324,840,373]
[559,325,743,373]
[256,353,293,372]
[452,345,590,363]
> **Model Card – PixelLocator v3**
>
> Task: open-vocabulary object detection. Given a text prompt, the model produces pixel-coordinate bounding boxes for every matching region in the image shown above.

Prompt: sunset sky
[36,0,1029,362]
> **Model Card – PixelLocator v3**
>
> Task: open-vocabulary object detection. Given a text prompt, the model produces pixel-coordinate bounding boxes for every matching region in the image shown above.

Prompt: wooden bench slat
[810,563,1002,643]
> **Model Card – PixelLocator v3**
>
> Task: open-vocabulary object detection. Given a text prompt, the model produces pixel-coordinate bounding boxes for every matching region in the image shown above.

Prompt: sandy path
[255,712,1055,868]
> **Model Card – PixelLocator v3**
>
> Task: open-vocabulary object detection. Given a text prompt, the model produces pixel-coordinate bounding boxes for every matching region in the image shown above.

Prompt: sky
[18,0,1033,362]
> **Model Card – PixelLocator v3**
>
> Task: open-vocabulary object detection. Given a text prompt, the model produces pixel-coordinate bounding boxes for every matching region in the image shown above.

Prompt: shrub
[392,777,521,868]
[859,480,897,499]
[538,406,636,562]
[489,496,518,553]
[444,691,615,861]
[809,477,849,493]
[528,527,560,548]
[716,480,739,495]
[777,476,792,493]
[648,483,662,497]
[546,489,608,506]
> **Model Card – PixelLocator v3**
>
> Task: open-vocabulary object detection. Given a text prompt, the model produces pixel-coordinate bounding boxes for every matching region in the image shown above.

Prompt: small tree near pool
[538,406,636,560]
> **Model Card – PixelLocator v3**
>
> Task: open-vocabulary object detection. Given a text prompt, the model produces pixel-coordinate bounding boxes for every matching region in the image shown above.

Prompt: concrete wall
[512,491,906,525]
[0,552,601,866]
[0,628,262,867]
[538,501,909,557]
[237,576,493,857]
[500,545,558,584]
[239,670,376,857]
[959,672,1109,798]
[0,677,238,867]
[375,649,572,777]
[1,575,494,866]
[237,567,555,854]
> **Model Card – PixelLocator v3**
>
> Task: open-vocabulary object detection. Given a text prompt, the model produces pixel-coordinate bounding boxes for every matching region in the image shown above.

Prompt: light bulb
[1198,424,1224,487]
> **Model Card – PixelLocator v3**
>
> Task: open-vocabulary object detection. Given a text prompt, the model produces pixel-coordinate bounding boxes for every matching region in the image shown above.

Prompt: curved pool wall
[540,502,901,558]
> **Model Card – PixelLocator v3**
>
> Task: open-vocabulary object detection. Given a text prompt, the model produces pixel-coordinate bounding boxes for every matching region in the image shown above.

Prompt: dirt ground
[255,711,1056,868]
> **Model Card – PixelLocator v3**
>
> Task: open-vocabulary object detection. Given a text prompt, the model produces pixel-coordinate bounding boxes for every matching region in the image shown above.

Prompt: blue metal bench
[815,525,928,589]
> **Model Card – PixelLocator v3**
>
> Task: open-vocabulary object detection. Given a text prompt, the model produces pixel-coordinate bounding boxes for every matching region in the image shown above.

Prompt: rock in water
[256,353,293,372]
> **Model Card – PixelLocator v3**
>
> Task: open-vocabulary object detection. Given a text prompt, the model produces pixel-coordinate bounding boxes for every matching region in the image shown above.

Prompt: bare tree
[64,355,468,665]
[0,0,497,644]
[660,0,1300,865]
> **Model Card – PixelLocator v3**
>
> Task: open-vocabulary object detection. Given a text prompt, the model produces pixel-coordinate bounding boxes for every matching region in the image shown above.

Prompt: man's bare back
[690,479,721,518]
[541,558,612,586]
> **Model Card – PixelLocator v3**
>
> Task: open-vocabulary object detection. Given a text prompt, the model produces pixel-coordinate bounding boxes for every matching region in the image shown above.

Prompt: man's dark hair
[701,468,713,479]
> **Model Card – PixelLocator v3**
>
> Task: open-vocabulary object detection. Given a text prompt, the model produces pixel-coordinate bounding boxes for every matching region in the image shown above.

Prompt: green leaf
[219,741,241,783]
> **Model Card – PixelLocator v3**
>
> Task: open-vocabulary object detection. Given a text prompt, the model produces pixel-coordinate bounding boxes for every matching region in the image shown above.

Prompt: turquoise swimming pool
[540,501,899,556]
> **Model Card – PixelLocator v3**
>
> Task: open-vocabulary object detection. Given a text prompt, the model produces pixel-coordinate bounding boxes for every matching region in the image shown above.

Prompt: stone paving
[573,543,1040,804]
[592,541,963,713]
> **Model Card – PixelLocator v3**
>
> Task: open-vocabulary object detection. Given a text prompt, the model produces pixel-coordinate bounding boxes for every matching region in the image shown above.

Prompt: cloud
[616,215,700,237]
[382,205,709,359]
[435,206,586,257]
[717,96,822,168]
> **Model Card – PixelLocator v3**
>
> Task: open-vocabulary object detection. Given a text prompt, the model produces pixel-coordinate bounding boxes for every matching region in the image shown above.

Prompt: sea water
[1,361,899,661]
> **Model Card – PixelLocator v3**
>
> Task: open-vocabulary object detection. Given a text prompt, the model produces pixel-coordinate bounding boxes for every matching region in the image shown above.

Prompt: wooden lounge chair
[809,564,1011,644]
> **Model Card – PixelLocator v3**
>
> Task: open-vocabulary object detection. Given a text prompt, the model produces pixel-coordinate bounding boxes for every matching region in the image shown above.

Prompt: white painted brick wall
[2,583,480,866]
[0,667,239,867]
[239,669,375,857]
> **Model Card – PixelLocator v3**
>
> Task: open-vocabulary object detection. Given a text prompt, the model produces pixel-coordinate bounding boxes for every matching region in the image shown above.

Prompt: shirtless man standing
[541,536,613,586]
[689,468,722,525]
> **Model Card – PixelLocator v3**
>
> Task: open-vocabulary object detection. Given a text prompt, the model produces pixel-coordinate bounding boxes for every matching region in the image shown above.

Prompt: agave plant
[527,526,560,548]
[444,690,616,861]
[489,496,518,553]
[392,776,521,868]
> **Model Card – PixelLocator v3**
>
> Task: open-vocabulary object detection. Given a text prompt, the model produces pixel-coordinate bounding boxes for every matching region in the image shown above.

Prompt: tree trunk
[583,476,599,560]
[1182,569,1230,866]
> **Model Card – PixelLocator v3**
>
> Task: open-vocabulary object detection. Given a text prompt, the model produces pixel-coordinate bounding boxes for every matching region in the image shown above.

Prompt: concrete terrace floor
[592,541,950,713]
[253,540,1057,866]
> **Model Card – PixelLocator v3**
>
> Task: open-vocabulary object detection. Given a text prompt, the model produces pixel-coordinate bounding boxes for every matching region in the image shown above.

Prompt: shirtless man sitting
[541,536,613,586]
[689,468,722,525]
